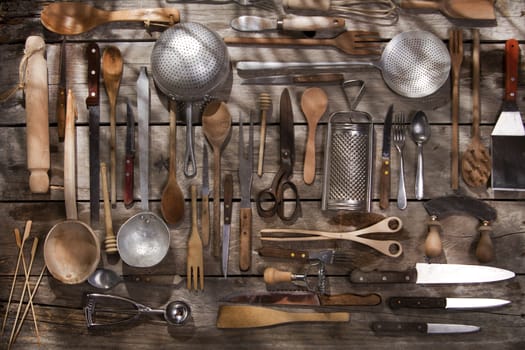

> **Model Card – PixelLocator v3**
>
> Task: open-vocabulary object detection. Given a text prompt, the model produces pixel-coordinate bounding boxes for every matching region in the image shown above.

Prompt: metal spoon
[410,111,431,200]
[87,268,183,290]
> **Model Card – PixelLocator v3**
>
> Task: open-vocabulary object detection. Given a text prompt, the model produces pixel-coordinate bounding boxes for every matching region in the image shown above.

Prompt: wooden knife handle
[283,0,331,11]
[217,305,349,329]
[25,36,50,194]
[475,224,494,263]
[264,267,293,284]
[504,39,519,102]
[320,293,382,306]
[223,174,233,224]
[239,207,252,271]
[201,193,210,247]
[350,268,417,284]
[123,154,134,208]
[56,86,66,142]
[258,246,310,261]
[388,297,446,309]
[371,321,428,334]
[424,218,443,257]
[281,16,345,31]
[85,43,100,106]
[379,159,390,209]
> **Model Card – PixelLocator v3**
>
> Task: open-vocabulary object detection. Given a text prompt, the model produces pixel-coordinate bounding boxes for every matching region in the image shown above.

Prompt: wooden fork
[449,28,463,190]
[224,30,382,56]
[187,184,204,291]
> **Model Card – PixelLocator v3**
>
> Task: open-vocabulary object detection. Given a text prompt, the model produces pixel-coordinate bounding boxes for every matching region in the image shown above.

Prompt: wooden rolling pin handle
[424,217,442,258]
[25,36,50,193]
[264,267,293,284]
[476,223,494,263]
[283,0,331,11]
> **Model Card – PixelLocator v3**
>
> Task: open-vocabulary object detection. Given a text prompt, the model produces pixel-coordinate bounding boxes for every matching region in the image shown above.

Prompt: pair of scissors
[256,88,301,222]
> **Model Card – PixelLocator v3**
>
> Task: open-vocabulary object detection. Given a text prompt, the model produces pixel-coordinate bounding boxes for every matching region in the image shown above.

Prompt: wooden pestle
[25,36,50,193]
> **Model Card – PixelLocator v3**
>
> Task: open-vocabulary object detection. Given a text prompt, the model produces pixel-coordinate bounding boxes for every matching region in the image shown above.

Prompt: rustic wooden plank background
[0,0,524,349]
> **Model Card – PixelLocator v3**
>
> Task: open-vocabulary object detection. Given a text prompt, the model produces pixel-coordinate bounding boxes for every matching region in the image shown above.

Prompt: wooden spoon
[102,46,123,208]
[160,101,185,225]
[40,2,180,35]
[301,87,328,185]
[461,29,490,188]
[202,101,232,258]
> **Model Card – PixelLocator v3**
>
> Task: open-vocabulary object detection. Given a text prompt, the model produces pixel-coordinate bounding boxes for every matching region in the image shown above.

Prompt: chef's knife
[257,246,351,265]
[56,37,67,142]
[388,296,510,310]
[350,263,515,284]
[238,115,254,271]
[371,321,480,334]
[231,15,345,32]
[221,291,381,306]
[123,100,135,209]
[222,173,233,278]
[86,43,101,225]
[201,144,210,247]
[137,67,150,211]
[379,104,393,209]
[241,73,345,86]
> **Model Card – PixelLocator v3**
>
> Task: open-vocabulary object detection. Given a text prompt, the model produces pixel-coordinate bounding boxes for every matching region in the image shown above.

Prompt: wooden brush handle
[25,36,50,193]
[264,267,293,284]
[476,224,494,263]
[424,218,442,257]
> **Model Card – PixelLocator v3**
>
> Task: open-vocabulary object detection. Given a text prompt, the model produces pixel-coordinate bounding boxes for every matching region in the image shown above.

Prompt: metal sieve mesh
[151,22,230,101]
[380,31,451,98]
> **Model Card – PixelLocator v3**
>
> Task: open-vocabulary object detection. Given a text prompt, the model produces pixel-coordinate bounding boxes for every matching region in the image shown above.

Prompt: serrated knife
[388,296,510,310]
[231,15,345,32]
[372,322,480,334]
[350,263,515,284]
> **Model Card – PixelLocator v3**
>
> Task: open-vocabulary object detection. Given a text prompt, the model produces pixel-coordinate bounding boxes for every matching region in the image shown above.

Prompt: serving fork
[393,112,407,210]
[187,184,204,290]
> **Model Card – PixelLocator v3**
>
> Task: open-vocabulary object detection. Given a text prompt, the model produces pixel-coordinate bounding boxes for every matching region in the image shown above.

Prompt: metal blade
[381,104,393,158]
[221,224,231,278]
[445,297,510,309]
[427,323,480,334]
[415,263,515,284]
[125,100,135,155]
[241,73,345,86]
[279,88,295,165]
[238,113,253,208]
[221,291,320,306]
[423,195,497,222]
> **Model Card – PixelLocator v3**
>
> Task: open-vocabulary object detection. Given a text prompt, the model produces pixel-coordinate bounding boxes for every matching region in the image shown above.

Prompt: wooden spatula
[400,0,495,20]
[216,305,350,328]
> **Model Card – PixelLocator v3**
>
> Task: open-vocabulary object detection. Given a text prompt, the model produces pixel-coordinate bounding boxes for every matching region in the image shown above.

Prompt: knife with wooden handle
[231,15,345,32]
[217,305,350,328]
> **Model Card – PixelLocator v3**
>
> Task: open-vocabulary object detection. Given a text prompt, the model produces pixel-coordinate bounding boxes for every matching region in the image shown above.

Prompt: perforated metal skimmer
[322,111,373,212]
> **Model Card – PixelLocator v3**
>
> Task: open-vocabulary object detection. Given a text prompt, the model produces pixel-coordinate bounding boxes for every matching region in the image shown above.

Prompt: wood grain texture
[1,0,525,348]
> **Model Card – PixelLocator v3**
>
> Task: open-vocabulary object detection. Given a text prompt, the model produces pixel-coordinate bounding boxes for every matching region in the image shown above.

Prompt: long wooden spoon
[301,87,328,185]
[160,101,185,225]
[40,2,180,35]
[202,101,232,258]
[461,29,491,187]
[102,46,123,208]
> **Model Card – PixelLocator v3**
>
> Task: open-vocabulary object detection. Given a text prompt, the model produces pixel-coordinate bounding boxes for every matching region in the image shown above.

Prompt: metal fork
[393,112,407,210]
[187,184,204,291]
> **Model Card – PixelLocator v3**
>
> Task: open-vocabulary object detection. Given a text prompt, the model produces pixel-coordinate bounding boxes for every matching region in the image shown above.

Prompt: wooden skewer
[11,265,46,347]
[17,236,40,343]
[8,237,39,346]
[1,221,31,336]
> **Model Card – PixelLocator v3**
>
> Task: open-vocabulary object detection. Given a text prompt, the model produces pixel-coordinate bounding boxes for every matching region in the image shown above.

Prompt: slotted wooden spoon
[40,2,180,35]
[461,29,490,187]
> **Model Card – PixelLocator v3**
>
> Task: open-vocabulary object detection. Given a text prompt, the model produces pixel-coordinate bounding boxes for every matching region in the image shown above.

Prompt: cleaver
[423,195,497,262]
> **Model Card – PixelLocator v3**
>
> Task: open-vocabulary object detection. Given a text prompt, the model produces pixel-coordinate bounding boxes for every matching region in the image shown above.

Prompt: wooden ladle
[160,101,185,225]
[461,29,491,187]
[40,2,180,35]
[202,101,232,258]
[301,87,328,185]
[102,46,123,208]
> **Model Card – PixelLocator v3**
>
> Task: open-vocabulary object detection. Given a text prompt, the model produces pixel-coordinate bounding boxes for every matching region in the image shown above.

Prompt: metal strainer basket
[151,22,231,177]
[322,111,373,212]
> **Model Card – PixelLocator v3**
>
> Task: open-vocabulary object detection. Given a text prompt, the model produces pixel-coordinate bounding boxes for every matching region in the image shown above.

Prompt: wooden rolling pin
[24,36,50,193]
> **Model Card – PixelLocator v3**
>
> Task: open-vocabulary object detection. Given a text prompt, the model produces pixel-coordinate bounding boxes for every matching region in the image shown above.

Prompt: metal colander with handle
[151,22,230,177]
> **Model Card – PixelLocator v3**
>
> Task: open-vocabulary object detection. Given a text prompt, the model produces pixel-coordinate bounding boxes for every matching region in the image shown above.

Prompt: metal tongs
[84,293,190,330]
[259,216,403,258]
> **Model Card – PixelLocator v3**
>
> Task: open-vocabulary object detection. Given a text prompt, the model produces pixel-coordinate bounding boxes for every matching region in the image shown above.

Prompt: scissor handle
[256,187,278,218]
[276,180,301,222]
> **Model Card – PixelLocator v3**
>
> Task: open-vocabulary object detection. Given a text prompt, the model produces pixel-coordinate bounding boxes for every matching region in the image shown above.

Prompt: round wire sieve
[151,22,230,177]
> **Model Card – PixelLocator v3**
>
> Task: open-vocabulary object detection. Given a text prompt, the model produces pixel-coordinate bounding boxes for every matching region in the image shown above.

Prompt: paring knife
[371,321,480,334]
[238,114,254,271]
[221,291,381,307]
[86,43,101,225]
[388,296,510,310]
[123,100,135,209]
[136,67,150,211]
[56,37,67,142]
[222,173,233,278]
[379,104,393,209]
[350,263,515,284]
[201,144,210,247]
[241,73,345,86]
[231,15,346,32]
